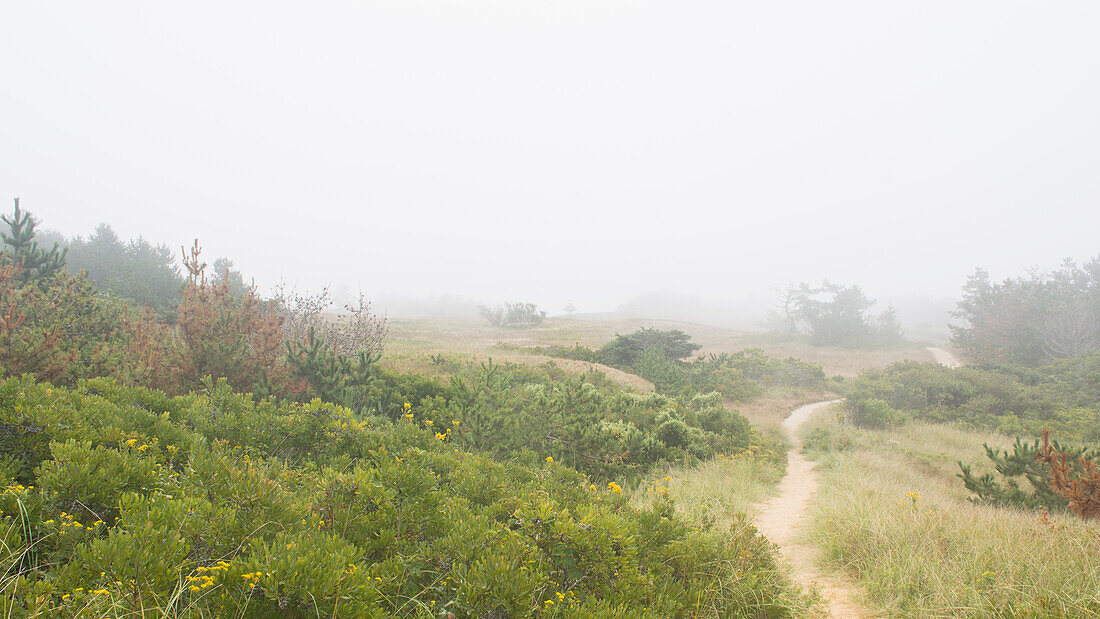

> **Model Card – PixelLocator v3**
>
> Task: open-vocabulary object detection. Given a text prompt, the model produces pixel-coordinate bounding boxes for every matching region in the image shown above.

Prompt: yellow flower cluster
[607,482,622,493]
[545,456,554,464]
[45,511,98,532]
[125,438,152,452]
[187,562,230,591]
[544,589,578,608]
[240,571,268,584]
[3,483,30,495]
[648,481,670,497]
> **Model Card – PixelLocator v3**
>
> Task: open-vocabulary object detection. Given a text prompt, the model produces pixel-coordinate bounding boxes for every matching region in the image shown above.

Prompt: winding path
[752,400,869,618]
[751,346,963,616]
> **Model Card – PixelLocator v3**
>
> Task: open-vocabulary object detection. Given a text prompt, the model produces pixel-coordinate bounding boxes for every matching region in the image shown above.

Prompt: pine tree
[286,327,379,412]
[1,198,68,283]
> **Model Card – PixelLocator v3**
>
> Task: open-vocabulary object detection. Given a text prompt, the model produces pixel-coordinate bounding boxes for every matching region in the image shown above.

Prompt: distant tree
[66,223,184,320]
[479,305,504,327]
[598,328,701,368]
[0,198,67,284]
[212,257,247,293]
[563,303,577,315]
[951,258,1100,365]
[789,281,903,347]
[873,305,905,345]
[794,281,874,346]
[478,302,546,328]
[1041,260,1099,359]
[773,284,799,336]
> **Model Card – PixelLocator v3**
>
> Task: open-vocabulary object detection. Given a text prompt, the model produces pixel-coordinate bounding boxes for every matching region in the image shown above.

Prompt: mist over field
[3,2,1099,327]
[5,5,1100,616]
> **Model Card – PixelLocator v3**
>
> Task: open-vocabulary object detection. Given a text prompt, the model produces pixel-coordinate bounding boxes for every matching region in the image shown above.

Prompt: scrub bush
[424,361,755,481]
[843,360,1100,442]
[0,375,801,617]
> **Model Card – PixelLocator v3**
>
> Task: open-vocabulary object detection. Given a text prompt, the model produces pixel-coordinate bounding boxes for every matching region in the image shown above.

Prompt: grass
[801,414,1100,617]
[382,316,932,381]
[630,449,788,526]
[627,449,824,617]
[733,389,839,436]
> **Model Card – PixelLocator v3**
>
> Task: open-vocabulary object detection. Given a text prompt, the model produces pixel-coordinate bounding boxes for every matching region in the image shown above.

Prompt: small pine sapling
[1037,429,1100,520]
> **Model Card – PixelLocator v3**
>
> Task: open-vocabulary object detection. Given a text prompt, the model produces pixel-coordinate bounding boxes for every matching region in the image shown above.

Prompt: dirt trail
[926,346,962,368]
[753,400,870,618]
[751,349,961,616]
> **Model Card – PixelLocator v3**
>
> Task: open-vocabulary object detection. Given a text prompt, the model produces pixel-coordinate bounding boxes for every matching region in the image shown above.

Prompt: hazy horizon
[3,2,1098,321]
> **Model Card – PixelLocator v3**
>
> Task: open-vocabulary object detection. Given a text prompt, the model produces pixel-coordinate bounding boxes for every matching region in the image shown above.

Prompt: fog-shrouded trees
[478,302,546,328]
[598,328,701,368]
[66,224,184,320]
[781,281,904,348]
[951,257,1100,365]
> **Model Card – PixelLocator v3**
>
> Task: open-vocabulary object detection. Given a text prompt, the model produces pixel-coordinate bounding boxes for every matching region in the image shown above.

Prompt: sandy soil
[753,400,871,618]
[926,346,962,368]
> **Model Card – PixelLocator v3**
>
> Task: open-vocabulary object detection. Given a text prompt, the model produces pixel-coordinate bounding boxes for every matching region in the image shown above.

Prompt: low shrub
[0,375,801,617]
[843,360,1100,442]
[845,398,906,429]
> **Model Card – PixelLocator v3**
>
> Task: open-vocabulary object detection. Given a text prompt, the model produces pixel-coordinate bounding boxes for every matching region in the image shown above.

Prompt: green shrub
[0,375,802,617]
[522,343,599,363]
[428,361,753,481]
[843,360,1100,442]
[845,397,906,429]
[37,439,164,524]
[478,302,546,328]
[598,328,700,367]
[958,435,1100,511]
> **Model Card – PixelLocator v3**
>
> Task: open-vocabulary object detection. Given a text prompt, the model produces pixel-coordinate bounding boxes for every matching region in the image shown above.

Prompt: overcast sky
[2,2,1098,315]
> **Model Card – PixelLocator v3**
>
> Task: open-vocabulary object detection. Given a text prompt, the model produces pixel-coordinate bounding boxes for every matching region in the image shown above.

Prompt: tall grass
[627,449,826,616]
[631,449,787,524]
[803,419,1100,617]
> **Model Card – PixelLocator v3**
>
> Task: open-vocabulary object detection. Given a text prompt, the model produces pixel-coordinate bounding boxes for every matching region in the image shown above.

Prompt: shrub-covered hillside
[0,204,818,616]
[840,359,1100,442]
[1,375,801,617]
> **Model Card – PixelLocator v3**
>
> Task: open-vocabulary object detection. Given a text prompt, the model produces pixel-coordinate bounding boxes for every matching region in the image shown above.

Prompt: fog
[2,2,1098,328]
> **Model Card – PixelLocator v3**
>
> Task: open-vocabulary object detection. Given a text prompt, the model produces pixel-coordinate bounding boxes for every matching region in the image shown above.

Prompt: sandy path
[751,349,961,616]
[753,400,870,618]
[926,346,962,368]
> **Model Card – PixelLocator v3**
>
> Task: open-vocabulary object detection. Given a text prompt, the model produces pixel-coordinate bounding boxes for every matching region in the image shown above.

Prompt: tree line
[952,257,1100,365]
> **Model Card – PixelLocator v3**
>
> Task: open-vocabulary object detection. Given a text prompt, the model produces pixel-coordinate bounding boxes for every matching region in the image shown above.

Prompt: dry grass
[721,337,935,378]
[382,316,933,381]
[630,455,787,530]
[732,389,840,435]
[802,417,1100,617]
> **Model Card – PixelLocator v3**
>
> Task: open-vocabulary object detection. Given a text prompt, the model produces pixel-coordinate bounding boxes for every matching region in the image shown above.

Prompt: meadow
[0,225,841,618]
[382,316,935,380]
[801,412,1100,617]
[4,202,1097,618]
